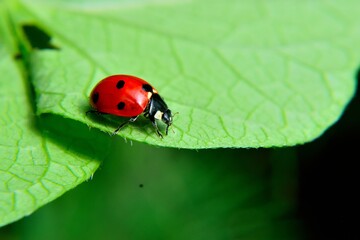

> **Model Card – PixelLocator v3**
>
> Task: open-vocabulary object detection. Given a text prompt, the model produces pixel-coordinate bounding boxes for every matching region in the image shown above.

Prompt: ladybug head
[162,109,173,135]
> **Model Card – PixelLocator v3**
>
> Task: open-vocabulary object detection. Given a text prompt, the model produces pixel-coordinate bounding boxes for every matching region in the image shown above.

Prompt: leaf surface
[18,0,359,148]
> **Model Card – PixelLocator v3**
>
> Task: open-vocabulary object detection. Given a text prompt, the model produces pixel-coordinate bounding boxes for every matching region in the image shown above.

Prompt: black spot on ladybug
[92,92,99,104]
[117,101,125,110]
[142,84,153,92]
[116,80,125,89]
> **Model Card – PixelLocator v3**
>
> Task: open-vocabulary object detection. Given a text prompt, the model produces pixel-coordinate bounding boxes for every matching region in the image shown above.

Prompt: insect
[88,74,173,138]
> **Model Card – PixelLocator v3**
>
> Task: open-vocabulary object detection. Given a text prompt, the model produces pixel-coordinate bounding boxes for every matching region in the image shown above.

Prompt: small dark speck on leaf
[14,53,22,60]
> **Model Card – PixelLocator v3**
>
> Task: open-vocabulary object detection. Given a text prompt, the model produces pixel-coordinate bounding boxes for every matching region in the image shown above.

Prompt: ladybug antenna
[172,112,179,118]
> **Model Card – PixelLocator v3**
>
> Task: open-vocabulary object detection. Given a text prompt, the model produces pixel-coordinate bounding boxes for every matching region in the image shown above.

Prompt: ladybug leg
[148,115,163,138]
[112,116,139,136]
[152,121,163,138]
[165,125,170,135]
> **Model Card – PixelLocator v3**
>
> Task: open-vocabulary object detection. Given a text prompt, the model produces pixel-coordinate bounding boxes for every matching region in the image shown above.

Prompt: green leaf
[12,0,358,149]
[5,0,359,148]
[0,8,111,226]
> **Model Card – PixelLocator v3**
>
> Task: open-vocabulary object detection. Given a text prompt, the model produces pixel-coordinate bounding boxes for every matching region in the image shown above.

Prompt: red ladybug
[89,74,173,137]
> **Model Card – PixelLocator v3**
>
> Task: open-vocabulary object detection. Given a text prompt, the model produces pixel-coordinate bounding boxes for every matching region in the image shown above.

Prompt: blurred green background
[0,75,358,239]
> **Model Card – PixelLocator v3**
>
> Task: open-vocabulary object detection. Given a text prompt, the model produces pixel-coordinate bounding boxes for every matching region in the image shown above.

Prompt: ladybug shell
[90,75,157,117]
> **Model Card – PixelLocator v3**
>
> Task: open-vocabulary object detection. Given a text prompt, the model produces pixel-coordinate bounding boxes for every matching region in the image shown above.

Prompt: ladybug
[88,74,173,137]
